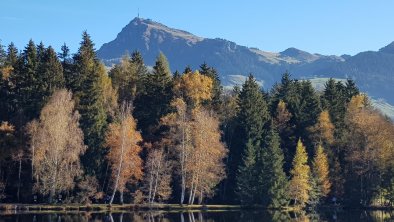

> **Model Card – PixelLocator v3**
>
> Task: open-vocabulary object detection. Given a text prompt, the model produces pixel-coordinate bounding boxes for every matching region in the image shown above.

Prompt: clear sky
[1,0,394,56]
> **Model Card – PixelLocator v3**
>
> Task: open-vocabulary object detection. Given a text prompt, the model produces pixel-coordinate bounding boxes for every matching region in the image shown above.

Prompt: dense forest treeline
[0,33,394,209]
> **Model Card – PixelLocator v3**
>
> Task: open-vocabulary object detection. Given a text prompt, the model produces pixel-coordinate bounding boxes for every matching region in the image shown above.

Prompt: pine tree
[73,32,108,178]
[289,139,311,207]
[269,72,300,172]
[236,139,259,204]
[235,74,269,204]
[59,43,73,90]
[12,39,40,123]
[131,51,148,96]
[321,79,346,135]
[344,79,359,103]
[199,62,222,111]
[109,54,138,103]
[0,43,18,122]
[262,126,289,208]
[134,52,173,137]
[296,80,321,153]
[0,42,8,121]
[36,46,65,110]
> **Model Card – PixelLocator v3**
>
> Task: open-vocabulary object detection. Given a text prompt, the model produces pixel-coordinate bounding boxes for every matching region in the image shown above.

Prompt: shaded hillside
[97,17,394,104]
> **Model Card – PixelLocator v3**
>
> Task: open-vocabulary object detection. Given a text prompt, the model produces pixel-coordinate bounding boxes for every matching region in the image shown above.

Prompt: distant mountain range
[97,17,394,118]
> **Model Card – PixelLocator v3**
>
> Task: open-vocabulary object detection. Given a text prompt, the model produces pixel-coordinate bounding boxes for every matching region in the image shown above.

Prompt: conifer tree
[261,126,289,208]
[0,43,18,122]
[59,43,73,90]
[12,39,40,123]
[235,75,269,204]
[321,79,346,135]
[236,139,259,204]
[36,46,65,110]
[312,144,331,199]
[109,55,138,103]
[0,42,8,121]
[134,52,173,137]
[289,139,311,207]
[73,32,108,178]
[270,72,300,172]
[296,80,320,152]
[130,50,148,95]
[199,62,222,111]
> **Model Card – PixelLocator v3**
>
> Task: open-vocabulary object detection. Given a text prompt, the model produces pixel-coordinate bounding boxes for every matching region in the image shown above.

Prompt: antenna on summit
[138,8,140,18]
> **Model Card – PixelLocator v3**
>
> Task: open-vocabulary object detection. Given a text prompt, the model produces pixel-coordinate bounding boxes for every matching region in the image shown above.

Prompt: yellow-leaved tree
[173,70,213,107]
[105,103,143,204]
[309,110,335,145]
[27,89,86,203]
[187,108,227,204]
[312,144,331,197]
[289,139,311,207]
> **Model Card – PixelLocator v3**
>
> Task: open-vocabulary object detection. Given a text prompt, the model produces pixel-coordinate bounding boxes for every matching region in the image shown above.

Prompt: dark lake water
[1,210,394,222]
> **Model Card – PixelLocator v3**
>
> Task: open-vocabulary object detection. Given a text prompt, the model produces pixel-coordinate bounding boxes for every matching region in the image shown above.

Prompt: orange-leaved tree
[105,102,143,204]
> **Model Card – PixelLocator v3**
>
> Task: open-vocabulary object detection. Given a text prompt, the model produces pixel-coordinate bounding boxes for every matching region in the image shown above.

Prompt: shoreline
[1,203,393,213]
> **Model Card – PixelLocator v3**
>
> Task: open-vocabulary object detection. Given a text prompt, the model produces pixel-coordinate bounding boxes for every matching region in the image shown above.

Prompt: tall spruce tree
[235,74,269,204]
[134,52,173,137]
[0,41,8,121]
[270,73,300,172]
[36,46,65,110]
[131,50,148,96]
[199,62,222,111]
[73,32,108,178]
[261,125,289,208]
[236,139,259,204]
[12,39,40,123]
[296,80,321,154]
[1,43,18,122]
[59,43,73,90]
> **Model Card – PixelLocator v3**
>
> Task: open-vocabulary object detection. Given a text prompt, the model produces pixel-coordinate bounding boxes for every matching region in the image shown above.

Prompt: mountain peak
[123,17,204,44]
[280,47,320,63]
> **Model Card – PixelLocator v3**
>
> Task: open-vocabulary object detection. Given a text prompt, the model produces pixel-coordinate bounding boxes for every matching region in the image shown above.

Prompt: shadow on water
[2,210,394,222]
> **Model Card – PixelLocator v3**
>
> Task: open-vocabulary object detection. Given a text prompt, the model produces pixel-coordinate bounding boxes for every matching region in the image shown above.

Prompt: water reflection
[1,210,394,222]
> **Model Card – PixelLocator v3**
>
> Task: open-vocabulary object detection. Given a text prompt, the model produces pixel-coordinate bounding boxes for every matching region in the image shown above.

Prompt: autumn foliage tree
[344,94,394,204]
[143,147,172,204]
[187,108,227,204]
[27,89,86,203]
[105,103,143,204]
[161,98,192,204]
[311,144,331,201]
[289,139,311,207]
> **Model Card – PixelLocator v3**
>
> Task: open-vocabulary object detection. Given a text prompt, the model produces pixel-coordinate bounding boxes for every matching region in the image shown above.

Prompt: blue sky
[1,0,393,55]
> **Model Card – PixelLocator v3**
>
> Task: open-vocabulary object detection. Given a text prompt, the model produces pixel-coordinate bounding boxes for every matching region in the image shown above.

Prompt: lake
[1,210,393,222]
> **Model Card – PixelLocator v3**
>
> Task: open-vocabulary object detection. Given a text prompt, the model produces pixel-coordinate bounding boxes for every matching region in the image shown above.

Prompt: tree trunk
[180,124,186,205]
[110,123,126,205]
[198,190,203,205]
[188,180,194,205]
[120,189,124,204]
[17,158,22,202]
[180,213,185,222]
[152,154,162,203]
[148,169,154,204]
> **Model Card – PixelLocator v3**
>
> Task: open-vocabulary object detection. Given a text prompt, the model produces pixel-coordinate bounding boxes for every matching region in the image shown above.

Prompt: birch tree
[27,89,86,202]
[187,108,227,204]
[144,148,172,203]
[161,98,192,204]
[105,103,143,204]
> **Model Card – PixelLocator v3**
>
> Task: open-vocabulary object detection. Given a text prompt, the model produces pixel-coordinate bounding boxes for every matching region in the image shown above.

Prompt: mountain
[97,18,394,107]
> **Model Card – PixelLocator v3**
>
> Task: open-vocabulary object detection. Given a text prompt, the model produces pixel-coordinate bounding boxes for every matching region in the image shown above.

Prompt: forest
[0,32,394,209]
